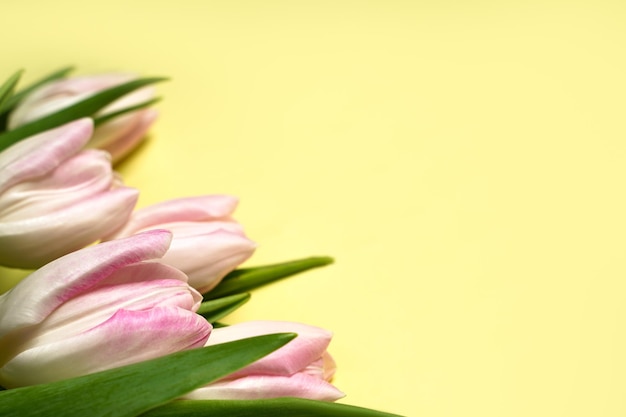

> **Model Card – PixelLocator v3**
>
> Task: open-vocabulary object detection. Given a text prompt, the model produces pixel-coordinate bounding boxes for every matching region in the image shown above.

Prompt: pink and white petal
[164,230,256,293]
[91,109,157,162]
[0,186,139,269]
[98,260,190,286]
[33,265,201,346]
[302,357,325,379]
[0,150,113,219]
[186,248,255,293]
[87,110,143,150]
[183,373,344,401]
[301,352,337,381]
[0,229,172,336]
[0,119,93,193]
[0,307,211,388]
[164,220,245,238]
[205,321,332,378]
[103,195,239,239]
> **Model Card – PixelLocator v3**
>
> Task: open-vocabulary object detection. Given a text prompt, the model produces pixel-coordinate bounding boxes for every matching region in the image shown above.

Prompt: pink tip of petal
[0,306,211,388]
[0,119,94,193]
[0,230,173,336]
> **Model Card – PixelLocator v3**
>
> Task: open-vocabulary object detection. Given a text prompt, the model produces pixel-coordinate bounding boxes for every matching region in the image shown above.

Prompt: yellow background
[3,1,626,416]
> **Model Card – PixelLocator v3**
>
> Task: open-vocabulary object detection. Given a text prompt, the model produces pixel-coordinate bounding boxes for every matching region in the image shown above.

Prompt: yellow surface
[3,1,626,416]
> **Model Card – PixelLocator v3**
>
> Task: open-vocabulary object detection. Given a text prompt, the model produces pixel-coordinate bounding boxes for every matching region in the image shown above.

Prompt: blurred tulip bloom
[8,73,157,162]
[0,230,211,388]
[0,118,138,269]
[184,321,344,401]
[103,195,256,293]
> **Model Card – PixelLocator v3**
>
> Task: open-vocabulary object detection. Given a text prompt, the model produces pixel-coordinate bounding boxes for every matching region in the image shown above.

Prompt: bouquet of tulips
[0,68,403,417]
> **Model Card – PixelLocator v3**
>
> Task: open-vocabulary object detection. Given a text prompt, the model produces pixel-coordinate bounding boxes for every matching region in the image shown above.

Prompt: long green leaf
[0,77,166,151]
[0,67,74,132]
[2,66,74,115]
[93,97,161,126]
[141,398,405,417]
[204,256,334,300]
[0,333,295,417]
[0,70,23,114]
[197,292,251,322]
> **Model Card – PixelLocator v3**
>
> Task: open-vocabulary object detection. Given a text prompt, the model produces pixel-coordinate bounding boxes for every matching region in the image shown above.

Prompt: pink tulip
[0,118,138,269]
[183,321,344,401]
[103,195,256,293]
[8,73,157,162]
[0,230,211,388]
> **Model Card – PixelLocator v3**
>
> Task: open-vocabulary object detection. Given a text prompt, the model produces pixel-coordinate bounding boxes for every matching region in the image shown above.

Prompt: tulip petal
[322,351,338,381]
[28,262,201,347]
[0,186,139,268]
[183,372,344,401]
[0,149,114,219]
[0,119,93,194]
[205,321,333,378]
[0,306,211,388]
[103,195,239,239]
[0,230,173,336]
[166,228,256,293]
[90,109,157,162]
[158,220,244,237]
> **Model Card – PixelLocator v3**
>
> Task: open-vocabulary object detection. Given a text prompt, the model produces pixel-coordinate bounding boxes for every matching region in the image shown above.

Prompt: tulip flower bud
[0,118,139,269]
[0,230,211,388]
[103,195,256,293]
[8,73,157,162]
[183,321,344,401]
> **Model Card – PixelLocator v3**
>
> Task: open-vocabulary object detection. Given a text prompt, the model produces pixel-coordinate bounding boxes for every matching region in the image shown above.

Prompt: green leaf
[141,398,406,417]
[3,66,74,114]
[0,333,295,417]
[0,66,74,131]
[197,292,251,322]
[93,97,161,126]
[0,77,167,152]
[204,256,334,300]
[0,70,23,114]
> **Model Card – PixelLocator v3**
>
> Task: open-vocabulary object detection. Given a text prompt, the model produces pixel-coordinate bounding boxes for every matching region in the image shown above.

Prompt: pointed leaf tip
[206,256,335,299]
[0,70,24,114]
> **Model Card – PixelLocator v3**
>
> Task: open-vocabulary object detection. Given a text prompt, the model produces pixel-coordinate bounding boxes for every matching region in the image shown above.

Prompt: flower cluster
[0,70,344,407]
